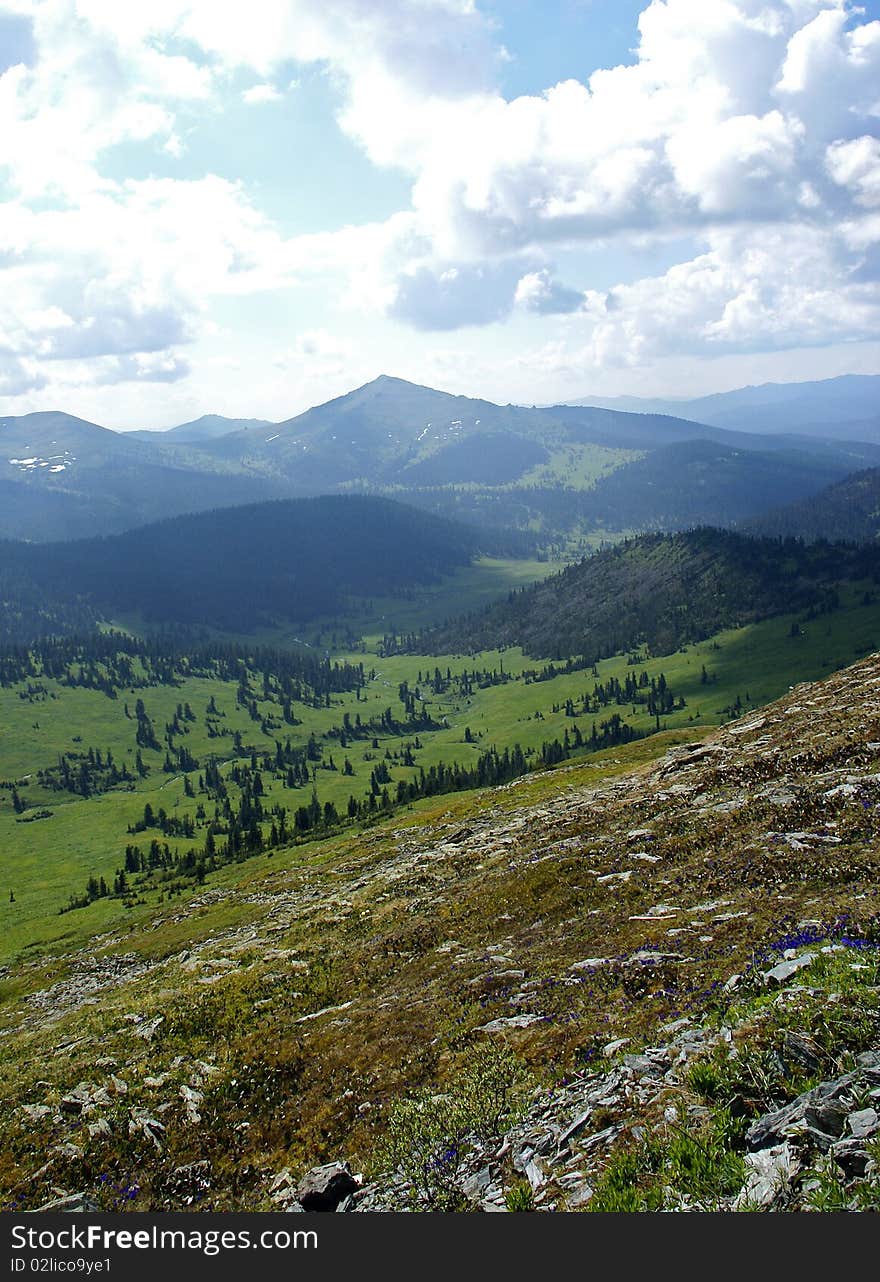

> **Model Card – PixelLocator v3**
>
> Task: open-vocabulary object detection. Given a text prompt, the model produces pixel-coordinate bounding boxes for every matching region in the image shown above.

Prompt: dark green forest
[400,528,880,659]
[0,495,527,640]
[747,467,880,545]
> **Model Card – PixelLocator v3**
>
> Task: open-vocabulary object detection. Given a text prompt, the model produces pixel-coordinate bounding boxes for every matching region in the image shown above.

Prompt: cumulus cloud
[273,0,878,339]
[388,259,528,330]
[94,352,192,384]
[1,0,879,401]
[0,171,305,397]
[826,135,880,207]
[515,270,587,315]
[0,352,46,396]
[559,223,880,373]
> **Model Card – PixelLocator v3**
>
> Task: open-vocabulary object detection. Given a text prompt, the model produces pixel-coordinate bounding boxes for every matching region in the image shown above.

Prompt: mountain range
[568,374,880,441]
[3,375,878,544]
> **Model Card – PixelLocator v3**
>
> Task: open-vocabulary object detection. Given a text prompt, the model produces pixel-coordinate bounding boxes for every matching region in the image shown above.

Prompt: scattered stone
[294,1000,354,1024]
[21,1103,51,1122]
[733,1143,805,1210]
[626,950,685,966]
[166,1161,211,1206]
[296,1162,360,1212]
[180,1085,203,1125]
[558,1108,592,1147]
[623,1054,663,1078]
[762,953,817,986]
[831,1138,871,1178]
[477,1014,544,1032]
[461,1167,492,1201]
[603,1038,630,1057]
[59,1086,93,1114]
[847,1107,879,1139]
[36,1193,101,1213]
[129,1108,165,1150]
[132,1016,164,1041]
[804,1100,848,1138]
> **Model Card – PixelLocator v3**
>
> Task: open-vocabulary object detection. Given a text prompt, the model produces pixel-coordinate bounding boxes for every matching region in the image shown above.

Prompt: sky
[1,0,879,428]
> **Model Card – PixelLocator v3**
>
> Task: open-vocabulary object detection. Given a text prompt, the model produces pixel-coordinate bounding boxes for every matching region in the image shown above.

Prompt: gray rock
[480,1188,507,1212]
[166,1161,211,1206]
[59,1086,92,1114]
[179,1084,203,1125]
[831,1137,871,1178]
[132,1015,164,1041]
[626,950,685,966]
[746,1075,858,1149]
[580,1123,623,1152]
[558,1108,592,1147]
[512,1145,534,1173]
[733,1143,799,1210]
[128,1108,165,1150]
[762,953,816,986]
[847,1107,879,1139]
[477,1013,544,1032]
[782,1031,822,1075]
[804,1099,848,1138]
[461,1167,492,1201]
[530,1131,557,1156]
[566,1182,594,1208]
[602,1038,630,1057]
[36,1193,101,1213]
[623,1054,663,1078]
[296,1162,359,1212]
[20,1103,51,1122]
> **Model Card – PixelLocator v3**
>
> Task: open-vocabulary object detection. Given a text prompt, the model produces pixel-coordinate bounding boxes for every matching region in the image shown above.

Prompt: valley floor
[2,654,880,1211]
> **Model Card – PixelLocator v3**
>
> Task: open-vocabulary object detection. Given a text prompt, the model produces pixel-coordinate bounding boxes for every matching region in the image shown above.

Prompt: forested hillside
[747,468,880,545]
[407,528,880,659]
[0,496,505,638]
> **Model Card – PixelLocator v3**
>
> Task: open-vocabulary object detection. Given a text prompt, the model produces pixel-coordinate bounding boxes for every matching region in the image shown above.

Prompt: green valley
[3,574,880,967]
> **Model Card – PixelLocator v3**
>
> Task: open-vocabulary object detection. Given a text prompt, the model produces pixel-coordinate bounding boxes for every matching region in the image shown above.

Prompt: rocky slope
[2,654,880,1212]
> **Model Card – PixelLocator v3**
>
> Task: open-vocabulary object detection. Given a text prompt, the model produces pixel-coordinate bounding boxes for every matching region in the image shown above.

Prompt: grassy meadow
[2,567,879,967]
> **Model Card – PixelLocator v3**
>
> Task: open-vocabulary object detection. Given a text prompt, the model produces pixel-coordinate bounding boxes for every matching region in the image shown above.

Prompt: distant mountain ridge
[566,374,880,440]
[0,409,282,541]
[3,374,878,544]
[130,414,273,443]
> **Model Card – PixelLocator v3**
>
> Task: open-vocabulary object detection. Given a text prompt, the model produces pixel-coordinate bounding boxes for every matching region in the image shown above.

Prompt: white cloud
[388,258,529,330]
[94,352,192,384]
[548,223,880,373]
[0,174,305,392]
[515,270,587,315]
[826,135,880,206]
[242,82,282,104]
[1,0,879,410]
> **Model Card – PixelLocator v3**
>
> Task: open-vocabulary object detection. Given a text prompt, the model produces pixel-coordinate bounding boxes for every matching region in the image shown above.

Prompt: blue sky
[1,0,879,427]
